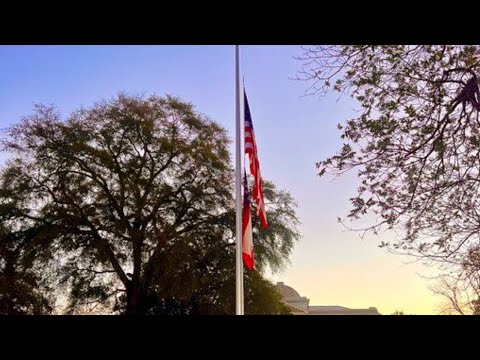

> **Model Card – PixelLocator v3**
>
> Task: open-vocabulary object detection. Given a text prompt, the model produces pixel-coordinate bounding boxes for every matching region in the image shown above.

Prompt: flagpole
[235,45,244,315]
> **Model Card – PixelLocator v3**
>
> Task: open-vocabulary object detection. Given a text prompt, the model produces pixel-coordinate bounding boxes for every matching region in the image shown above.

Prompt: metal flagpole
[235,45,244,315]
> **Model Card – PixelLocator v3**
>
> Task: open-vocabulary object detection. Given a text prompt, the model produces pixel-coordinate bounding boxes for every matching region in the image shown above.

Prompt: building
[275,282,380,315]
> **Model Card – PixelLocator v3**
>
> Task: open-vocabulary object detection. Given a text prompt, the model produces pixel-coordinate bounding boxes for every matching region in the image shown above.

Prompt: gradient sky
[0,45,443,314]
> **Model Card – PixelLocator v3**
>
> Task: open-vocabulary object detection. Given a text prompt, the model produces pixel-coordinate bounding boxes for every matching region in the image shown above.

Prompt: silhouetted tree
[0,219,54,314]
[0,94,299,314]
[143,269,291,315]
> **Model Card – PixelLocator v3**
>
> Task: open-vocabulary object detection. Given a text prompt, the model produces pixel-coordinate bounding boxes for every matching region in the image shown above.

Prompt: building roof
[275,282,301,299]
[309,306,348,311]
[282,301,309,314]
[275,282,380,315]
[308,306,380,315]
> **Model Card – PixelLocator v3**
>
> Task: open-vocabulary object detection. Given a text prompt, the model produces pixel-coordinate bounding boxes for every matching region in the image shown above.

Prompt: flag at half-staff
[244,90,268,229]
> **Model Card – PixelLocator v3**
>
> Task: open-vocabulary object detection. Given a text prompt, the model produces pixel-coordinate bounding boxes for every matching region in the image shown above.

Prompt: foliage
[298,46,480,269]
[0,94,299,314]
[0,219,54,314]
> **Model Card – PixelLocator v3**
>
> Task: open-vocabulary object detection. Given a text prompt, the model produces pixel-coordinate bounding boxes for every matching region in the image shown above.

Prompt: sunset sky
[0,45,444,314]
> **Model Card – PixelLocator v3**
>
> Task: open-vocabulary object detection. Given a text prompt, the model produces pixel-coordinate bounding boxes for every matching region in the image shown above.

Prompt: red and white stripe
[242,174,254,270]
[244,90,268,229]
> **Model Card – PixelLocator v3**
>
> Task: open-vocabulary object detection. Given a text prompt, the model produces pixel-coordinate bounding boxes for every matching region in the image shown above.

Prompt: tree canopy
[0,222,53,314]
[0,94,299,314]
[298,45,480,292]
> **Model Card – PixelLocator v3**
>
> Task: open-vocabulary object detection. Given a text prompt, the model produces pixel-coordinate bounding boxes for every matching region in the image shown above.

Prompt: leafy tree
[243,271,292,315]
[297,46,480,275]
[130,179,297,315]
[0,208,54,314]
[0,94,299,315]
[143,269,291,315]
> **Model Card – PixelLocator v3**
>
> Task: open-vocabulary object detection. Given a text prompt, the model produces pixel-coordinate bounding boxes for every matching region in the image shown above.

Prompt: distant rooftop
[275,282,301,299]
[274,282,380,315]
[309,306,348,311]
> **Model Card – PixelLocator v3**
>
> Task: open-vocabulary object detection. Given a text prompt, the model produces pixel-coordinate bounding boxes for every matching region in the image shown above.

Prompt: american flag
[244,90,268,229]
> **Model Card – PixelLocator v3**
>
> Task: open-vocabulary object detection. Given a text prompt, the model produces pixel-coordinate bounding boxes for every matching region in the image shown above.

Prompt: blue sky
[0,45,442,314]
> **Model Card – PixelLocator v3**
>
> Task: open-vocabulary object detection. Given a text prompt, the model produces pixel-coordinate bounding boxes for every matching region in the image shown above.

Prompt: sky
[0,45,444,314]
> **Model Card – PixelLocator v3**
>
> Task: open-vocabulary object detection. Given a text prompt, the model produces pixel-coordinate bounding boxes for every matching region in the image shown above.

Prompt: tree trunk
[125,228,145,315]
[125,281,145,315]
